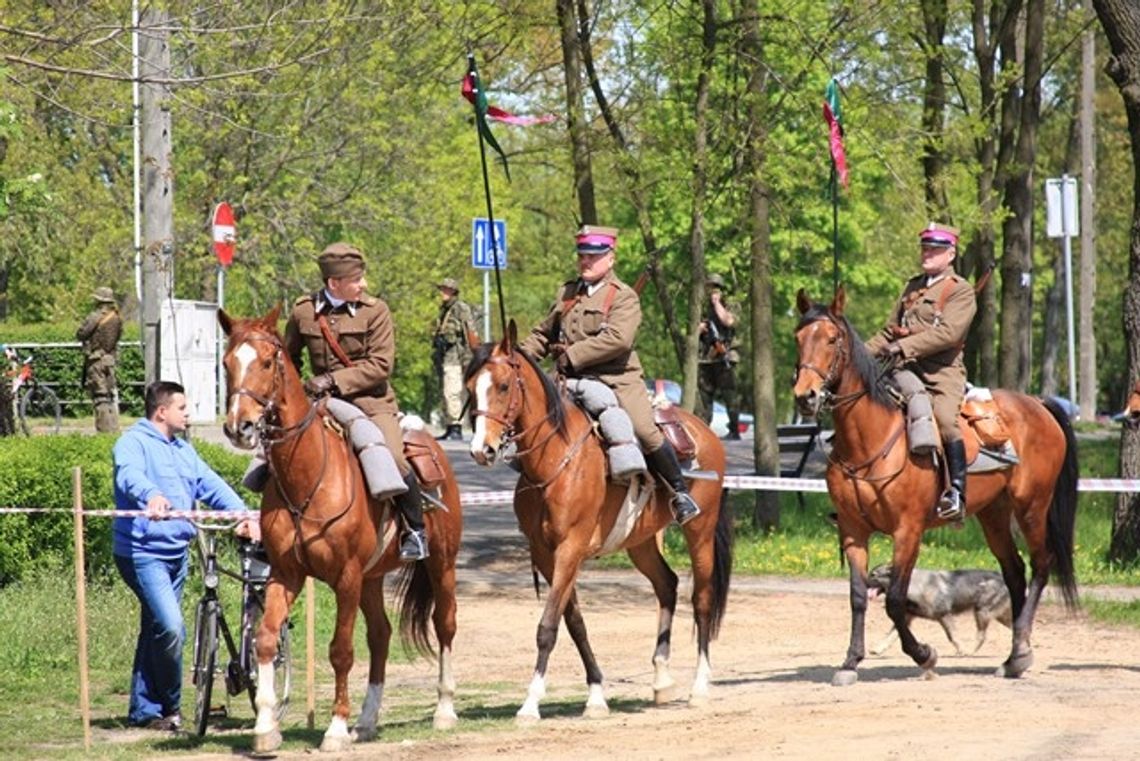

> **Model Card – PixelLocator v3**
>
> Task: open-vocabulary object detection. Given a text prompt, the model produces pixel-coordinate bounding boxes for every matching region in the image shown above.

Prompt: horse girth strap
[317,314,356,368]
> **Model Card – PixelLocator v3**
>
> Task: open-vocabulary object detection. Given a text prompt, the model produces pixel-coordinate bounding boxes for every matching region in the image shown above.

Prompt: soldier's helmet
[706,273,726,290]
[437,277,459,293]
[92,287,116,304]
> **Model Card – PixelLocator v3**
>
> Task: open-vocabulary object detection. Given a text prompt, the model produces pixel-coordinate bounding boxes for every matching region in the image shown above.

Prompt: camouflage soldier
[698,273,743,440]
[519,225,701,525]
[284,242,428,561]
[865,223,977,521]
[432,277,479,441]
[76,286,122,432]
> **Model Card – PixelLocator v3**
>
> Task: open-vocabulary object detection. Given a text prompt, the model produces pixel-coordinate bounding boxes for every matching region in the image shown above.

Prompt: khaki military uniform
[519,271,663,450]
[76,304,122,432]
[433,297,479,426]
[865,273,977,443]
[697,295,741,428]
[284,291,410,473]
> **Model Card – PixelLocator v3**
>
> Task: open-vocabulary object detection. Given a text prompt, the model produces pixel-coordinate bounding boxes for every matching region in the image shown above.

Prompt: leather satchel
[403,428,446,490]
[653,404,696,461]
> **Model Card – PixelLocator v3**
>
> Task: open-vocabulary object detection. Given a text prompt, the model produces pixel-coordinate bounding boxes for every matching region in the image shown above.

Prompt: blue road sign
[472,218,507,270]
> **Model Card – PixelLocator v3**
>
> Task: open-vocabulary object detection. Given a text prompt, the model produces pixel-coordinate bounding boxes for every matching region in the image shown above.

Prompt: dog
[866,564,1013,656]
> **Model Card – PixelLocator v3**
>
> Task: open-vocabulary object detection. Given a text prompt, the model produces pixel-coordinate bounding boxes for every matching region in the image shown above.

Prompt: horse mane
[796,303,895,410]
[464,343,567,436]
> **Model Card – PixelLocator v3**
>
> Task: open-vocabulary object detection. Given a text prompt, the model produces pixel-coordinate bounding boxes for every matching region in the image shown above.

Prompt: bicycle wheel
[18,385,61,435]
[191,598,219,737]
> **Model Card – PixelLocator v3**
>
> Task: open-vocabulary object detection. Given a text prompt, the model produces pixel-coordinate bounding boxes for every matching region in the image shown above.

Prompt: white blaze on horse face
[228,342,259,420]
[470,369,493,454]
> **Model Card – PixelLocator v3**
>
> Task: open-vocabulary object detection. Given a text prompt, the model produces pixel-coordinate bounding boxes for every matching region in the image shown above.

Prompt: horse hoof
[831,669,859,687]
[688,692,710,708]
[582,702,610,719]
[319,734,354,753]
[433,710,458,730]
[918,647,938,671]
[996,651,1033,678]
[352,725,377,742]
[514,711,540,727]
[654,684,681,705]
[252,729,282,755]
[920,668,939,681]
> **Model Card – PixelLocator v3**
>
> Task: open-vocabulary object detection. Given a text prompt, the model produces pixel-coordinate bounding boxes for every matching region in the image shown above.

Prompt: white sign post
[1045,175,1079,408]
[471,217,507,341]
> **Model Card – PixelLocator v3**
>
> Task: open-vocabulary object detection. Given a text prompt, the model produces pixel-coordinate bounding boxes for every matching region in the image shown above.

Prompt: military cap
[919,222,960,249]
[576,225,619,255]
[92,287,116,303]
[706,273,726,289]
[437,277,459,292]
[318,242,366,279]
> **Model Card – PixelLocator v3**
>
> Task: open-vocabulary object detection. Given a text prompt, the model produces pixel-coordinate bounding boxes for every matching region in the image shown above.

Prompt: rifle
[431,334,446,375]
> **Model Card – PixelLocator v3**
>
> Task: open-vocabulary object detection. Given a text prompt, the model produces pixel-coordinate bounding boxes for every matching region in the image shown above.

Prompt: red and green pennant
[823,78,849,188]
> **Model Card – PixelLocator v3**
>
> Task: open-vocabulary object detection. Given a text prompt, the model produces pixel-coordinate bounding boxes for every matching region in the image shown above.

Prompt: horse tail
[707,487,734,639]
[396,560,436,658]
[1042,397,1080,611]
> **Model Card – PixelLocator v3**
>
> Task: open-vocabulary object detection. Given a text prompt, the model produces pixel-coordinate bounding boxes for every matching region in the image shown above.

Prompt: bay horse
[793,287,1078,685]
[466,322,732,722]
[218,306,463,753]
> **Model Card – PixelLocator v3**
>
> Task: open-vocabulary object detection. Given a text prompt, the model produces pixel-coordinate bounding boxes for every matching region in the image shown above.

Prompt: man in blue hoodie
[112,380,253,731]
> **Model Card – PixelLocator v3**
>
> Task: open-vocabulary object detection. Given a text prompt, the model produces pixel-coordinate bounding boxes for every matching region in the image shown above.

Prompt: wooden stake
[306,576,315,729]
[72,467,92,751]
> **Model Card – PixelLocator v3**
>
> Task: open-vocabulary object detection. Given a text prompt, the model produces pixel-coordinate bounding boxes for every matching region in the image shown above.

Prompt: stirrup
[935,489,965,522]
[671,493,701,526]
[398,529,429,562]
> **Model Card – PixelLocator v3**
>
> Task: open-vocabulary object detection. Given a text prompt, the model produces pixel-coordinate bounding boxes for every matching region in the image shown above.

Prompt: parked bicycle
[190,520,292,736]
[3,347,61,436]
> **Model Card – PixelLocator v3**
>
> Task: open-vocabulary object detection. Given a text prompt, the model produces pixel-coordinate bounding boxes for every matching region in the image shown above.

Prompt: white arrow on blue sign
[472,217,507,270]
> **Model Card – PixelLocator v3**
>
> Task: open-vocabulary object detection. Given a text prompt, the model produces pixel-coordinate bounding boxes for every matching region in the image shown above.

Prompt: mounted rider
[864,223,977,522]
[518,225,701,525]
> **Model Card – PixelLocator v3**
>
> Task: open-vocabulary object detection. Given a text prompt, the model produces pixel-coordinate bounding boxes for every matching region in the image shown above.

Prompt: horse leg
[320,574,364,753]
[252,578,299,754]
[517,543,583,725]
[351,576,390,743]
[833,535,870,686]
[885,538,938,676]
[561,588,608,718]
[626,539,680,705]
[427,554,459,729]
[977,501,1036,678]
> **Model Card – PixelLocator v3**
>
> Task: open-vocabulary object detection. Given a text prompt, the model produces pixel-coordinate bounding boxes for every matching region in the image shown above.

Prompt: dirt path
[168,571,1140,761]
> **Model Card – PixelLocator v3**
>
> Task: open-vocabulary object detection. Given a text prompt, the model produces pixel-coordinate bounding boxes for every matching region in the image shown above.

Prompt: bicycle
[4,349,61,436]
[190,520,292,737]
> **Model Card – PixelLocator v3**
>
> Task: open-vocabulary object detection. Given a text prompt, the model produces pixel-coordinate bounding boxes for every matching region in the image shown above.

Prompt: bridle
[795,315,865,410]
[226,332,318,443]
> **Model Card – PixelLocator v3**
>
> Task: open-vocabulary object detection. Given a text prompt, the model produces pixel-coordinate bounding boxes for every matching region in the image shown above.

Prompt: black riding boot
[395,471,429,561]
[936,439,968,522]
[445,424,463,441]
[646,441,701,525]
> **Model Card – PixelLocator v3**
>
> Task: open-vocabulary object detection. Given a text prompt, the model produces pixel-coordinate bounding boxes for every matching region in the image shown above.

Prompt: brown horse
[465,322,732,722]
[1124,379,1140,427]
[792,288,1078,685]
[218,306,463,752]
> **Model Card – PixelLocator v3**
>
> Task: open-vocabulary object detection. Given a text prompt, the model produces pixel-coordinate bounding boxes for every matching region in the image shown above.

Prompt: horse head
[466,319,564,466]
[1125,379,1140,430]
[792,287,852,418]
[218,304,292,449]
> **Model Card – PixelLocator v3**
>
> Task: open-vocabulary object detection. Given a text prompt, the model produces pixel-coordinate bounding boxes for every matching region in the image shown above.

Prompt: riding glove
[304,373,337,397]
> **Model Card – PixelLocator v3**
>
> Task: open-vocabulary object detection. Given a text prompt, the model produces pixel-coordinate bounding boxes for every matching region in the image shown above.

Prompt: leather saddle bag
[402,428,446,490]
[653,404,696,461]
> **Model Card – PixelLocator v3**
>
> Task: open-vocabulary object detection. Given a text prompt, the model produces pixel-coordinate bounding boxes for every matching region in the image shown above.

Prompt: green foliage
[0,433,254,584]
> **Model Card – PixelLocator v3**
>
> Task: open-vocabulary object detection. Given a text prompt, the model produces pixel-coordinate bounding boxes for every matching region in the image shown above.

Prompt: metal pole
[483,270,491,341]
[1061,174,1077,404]
[132,1,142,304]
[217,266,225,419]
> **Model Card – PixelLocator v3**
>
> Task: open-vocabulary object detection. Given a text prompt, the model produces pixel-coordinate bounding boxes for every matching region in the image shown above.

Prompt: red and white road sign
[212,202,236,267]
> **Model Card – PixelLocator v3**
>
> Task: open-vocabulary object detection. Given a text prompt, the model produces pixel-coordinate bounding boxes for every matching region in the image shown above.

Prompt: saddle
[956,390,1017,468]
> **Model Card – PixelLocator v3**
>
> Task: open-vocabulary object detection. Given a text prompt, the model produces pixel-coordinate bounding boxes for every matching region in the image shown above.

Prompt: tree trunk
[140,9,174,385]
[681,0,717,412]
[1078,16,1098,420]
[737,0,780,529]
[1040,249,1064,397]
[998,0,1041,392]
[1092,0,1140,561]
[557,0,597,226]
[920,0,950,214]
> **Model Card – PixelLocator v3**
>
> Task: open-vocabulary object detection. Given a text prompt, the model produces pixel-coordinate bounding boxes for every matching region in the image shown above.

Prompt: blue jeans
[114,552,189,724]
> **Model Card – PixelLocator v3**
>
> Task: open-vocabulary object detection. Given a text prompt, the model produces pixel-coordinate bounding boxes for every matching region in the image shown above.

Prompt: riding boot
[723,410,742,440]
[445,424,463,441]
[936,439,968,522]
[646,441,701,526]
[395,471,429,562]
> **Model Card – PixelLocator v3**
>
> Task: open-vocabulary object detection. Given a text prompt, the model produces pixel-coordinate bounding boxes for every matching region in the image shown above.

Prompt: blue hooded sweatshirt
[112,419,247,560]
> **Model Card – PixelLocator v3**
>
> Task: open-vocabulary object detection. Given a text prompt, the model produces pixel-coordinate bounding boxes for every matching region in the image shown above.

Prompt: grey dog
[866,564,1013,656]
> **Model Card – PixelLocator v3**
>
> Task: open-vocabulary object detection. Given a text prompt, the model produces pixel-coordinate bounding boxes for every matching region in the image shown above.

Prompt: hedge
[0,432,255,585]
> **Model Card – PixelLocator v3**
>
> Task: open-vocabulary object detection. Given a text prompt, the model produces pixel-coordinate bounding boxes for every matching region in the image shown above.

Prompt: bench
[777,423,821,508]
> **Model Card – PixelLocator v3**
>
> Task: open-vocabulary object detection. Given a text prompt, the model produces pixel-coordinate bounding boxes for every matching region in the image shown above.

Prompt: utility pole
[139,9,174,384]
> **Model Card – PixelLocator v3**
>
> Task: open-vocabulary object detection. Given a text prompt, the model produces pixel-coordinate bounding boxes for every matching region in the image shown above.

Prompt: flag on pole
[823,78,849,188]
[461,74,555,126]
[462,69,511,179]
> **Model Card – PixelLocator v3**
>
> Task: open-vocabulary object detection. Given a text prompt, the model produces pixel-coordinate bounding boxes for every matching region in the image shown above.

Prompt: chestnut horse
[1124,379,1140,427]
[218,307,463,753]
[793,288,1078,685]
[466,323,732,722]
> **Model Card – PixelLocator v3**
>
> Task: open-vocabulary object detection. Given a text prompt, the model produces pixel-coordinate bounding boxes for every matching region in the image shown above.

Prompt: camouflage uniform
[76,288,122,432]
[432,279,479,437]
[697,275,742,437]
